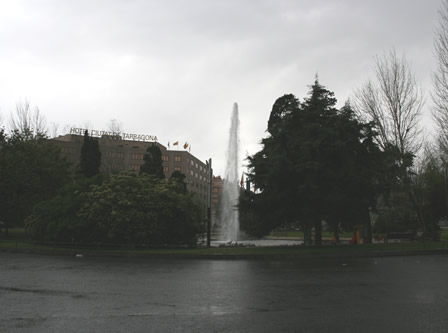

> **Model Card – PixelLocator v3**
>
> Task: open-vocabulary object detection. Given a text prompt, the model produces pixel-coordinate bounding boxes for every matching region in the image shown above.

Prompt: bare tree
[50,122,60,138]
[433,0,448,159]
[101,119,124,174]
[106,118,123,135]
[9,100,48,139]
[354,49,424,155]
[355,50,429,232]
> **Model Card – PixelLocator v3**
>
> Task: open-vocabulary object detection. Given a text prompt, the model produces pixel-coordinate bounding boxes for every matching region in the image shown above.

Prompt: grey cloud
[0,0,441,175]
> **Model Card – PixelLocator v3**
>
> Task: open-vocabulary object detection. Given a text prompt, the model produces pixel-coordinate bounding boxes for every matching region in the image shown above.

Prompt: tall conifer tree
[246,79,386,244]
[80,130,101,178]
[140,144,165,179]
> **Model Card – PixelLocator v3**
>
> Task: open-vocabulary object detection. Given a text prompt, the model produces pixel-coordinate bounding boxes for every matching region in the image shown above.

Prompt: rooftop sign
[70,127,158,142]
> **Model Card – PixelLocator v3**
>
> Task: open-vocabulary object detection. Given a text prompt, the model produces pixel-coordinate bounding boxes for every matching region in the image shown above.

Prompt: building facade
[51,133,210,214]
[211,176,223,221]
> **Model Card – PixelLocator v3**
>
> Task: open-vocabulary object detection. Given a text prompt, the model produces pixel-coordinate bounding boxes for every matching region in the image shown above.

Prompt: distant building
[51,132,209,214]
[211,175,224,223]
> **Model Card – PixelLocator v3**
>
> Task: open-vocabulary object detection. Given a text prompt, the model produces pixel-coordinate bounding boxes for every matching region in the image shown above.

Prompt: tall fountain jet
[219,103,240,242]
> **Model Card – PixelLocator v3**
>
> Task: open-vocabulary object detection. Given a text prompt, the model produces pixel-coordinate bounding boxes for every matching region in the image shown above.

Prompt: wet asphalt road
[1,252,448,332]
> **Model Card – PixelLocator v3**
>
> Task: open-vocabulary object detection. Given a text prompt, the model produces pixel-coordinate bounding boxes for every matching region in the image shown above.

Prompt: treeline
[3,1,448,247]
[0,122,202,246]
[240,79,444,244]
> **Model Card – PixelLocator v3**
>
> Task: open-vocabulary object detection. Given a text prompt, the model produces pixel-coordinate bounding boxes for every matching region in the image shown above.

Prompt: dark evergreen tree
[246,79,387,244]
[0,130,72,227]
[418,155,446,230]
[80,130,101,178]
[139,144,165,179]
[170,170,187,193]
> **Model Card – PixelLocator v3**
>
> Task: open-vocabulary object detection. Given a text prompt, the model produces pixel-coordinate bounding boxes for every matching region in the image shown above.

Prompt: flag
[167,141,170,149]
[240,173,244,187]
[184,142,189,149]
[173,141,179,146]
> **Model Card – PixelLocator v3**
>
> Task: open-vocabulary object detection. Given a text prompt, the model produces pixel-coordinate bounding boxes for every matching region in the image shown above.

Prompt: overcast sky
[0,0,442,176]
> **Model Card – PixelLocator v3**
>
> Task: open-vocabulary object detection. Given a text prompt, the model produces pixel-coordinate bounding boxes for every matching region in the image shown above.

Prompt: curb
[2,247,448,260]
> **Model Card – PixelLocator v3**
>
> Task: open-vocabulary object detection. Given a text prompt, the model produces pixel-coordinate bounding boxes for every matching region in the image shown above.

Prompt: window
[174,156,181,162]
[132,153,143,160]
[163,166,169,173]
[195,162,198,168]
[174,167,181,172]
[162,155,169,161]
[130,164,140,172]
[108,152,124,159]
[191,160,194,166]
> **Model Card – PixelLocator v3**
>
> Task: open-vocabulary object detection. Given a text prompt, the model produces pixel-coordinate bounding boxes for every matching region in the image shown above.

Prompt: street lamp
[206,158,213,248]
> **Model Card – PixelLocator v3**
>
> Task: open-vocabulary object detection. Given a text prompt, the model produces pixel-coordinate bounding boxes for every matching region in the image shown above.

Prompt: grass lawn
[1,238,448,258]
[1,228,447,257]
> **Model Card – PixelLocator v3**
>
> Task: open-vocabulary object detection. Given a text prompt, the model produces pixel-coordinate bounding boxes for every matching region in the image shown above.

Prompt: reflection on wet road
[1,253,448,332]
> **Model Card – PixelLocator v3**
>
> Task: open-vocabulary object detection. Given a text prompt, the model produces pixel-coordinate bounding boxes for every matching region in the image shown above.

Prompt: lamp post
[445,167,448,219]
[206,158,212,248]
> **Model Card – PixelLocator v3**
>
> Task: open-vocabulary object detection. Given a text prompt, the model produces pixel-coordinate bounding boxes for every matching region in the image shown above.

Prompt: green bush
[78,173,202,246]
[27,172,201,246]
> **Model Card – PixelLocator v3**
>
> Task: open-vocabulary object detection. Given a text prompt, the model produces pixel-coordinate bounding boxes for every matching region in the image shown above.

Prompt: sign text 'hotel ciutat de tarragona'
[70,128,158,142]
